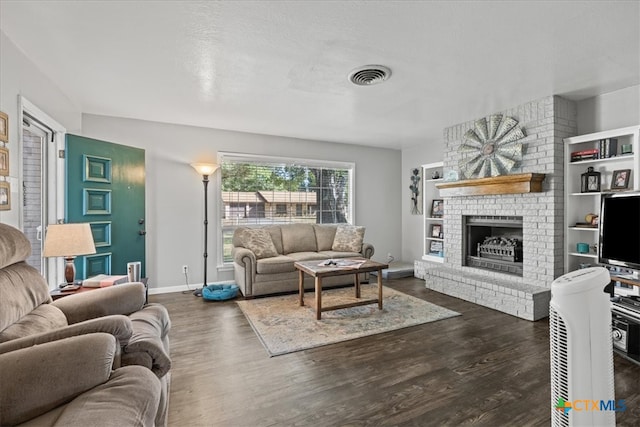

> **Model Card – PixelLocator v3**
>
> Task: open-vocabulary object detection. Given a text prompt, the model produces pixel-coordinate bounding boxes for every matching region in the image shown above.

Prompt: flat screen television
[598,191,640,272]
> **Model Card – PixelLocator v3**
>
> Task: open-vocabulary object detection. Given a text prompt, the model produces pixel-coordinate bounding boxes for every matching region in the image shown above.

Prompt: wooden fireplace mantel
[435,173,546,197]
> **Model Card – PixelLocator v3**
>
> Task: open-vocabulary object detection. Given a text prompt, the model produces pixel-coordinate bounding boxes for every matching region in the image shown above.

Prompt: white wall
[0,31,81,226]
[82,114,402,290]
[577,85,640,134]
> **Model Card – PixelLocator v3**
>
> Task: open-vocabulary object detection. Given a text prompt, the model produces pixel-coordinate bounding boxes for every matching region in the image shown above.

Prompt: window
[219,153,354,264]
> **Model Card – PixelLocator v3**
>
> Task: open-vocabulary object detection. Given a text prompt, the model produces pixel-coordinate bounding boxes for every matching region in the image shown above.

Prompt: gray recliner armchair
[0,223,171,426]
[0,333,161,426]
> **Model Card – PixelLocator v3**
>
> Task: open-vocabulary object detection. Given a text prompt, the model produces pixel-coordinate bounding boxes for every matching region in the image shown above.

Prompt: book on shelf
[570,154,599,162]
[571,148,599,156]
[82,274,129,288]
[599,138,618,158]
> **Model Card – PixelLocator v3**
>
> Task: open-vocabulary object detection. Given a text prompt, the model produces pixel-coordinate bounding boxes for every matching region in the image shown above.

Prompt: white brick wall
[418,96,577,320]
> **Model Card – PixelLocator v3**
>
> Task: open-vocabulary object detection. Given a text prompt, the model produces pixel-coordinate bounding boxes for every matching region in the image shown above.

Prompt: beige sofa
[0,223,171,426]
[232,223,374,297]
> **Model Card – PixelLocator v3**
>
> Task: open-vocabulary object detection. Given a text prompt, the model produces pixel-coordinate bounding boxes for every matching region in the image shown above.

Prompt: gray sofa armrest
[362,242,375,259]
[0,333,116,425]
[0,315,133,356]
[48,365,161,427]
[52,282,146,324]
[121,304,172,379]
[233,247,257,297]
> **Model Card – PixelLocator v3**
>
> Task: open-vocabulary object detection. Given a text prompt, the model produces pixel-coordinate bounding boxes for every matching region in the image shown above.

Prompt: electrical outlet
[182,265,188,274]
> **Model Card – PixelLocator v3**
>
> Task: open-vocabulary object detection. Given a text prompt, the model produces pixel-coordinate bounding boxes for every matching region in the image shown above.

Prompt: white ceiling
[1,1,638,150]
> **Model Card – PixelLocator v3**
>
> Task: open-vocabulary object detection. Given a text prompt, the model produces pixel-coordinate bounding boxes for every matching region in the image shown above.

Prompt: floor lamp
[191,162,219,296]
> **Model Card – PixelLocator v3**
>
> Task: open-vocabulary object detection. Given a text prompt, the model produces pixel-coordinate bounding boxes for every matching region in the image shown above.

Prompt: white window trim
[216,151,356,267]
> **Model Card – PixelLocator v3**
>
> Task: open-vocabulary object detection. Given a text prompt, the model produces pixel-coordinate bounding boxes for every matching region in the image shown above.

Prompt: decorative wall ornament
[458,114,525,179]
[0,146,8,176]
[409,167,422,215]
[0,111,8,143]
[0,181,10,211]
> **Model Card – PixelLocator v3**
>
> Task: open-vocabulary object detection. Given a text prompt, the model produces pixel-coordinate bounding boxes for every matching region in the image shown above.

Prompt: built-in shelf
[568,252,598,258]
[563,125,640,273]
[611,275,640,287]
[422,162,445,263]
[435,173,546,197]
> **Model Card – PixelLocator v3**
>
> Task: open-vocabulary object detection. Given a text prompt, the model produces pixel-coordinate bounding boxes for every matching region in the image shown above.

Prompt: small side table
[50,278,149,303]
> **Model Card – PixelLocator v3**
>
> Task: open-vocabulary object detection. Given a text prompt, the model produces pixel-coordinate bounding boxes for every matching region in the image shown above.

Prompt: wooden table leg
[298,270,305,306]
[315,277,322,320]
[354,273,360,298]
[377,268,383,310]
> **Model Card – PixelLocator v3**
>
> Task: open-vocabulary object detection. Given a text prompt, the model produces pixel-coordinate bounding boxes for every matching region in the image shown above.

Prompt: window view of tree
[219,157,353,263]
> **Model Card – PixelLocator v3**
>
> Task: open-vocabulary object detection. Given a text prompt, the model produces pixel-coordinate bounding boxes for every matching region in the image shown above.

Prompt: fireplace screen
[464,215,523,276]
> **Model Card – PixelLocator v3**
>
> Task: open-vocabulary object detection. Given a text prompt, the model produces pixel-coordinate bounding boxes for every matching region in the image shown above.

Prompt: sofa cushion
[0,304,68,343]
[332,225,365,253]
[237,228,279,259]
[0,223,32,269]
[265,226,284,254]
[256,255,297,274]
[0,262,53,335]
[286,252,327,262]
[318,250,364,259]
[281,224,317,254]
[314,225,337,251]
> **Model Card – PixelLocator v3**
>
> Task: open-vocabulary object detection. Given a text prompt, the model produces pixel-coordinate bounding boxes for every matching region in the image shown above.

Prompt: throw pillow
[281,224,317,254]
[239,228,279,259]
[331,225,365,253]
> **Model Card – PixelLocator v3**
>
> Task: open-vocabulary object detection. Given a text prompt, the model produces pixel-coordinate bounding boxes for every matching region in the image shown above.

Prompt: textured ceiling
[1,1,638,150]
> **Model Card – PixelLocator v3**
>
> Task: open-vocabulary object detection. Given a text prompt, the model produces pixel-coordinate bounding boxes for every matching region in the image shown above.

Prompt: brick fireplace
[415,96,577,320]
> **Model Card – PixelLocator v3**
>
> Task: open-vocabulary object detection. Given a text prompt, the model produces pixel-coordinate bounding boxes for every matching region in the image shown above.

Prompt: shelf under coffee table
[294,258,389,320]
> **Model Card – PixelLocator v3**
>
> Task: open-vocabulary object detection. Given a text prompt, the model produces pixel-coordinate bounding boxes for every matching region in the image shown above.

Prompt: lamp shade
[191,162,219,176]
[43,223,97,257]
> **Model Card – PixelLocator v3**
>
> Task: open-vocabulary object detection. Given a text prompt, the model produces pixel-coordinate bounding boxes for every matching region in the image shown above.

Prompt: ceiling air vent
[348,65,391,86]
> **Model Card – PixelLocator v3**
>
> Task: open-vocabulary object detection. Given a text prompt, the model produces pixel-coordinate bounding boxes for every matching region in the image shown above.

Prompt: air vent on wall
[348,65,391,86]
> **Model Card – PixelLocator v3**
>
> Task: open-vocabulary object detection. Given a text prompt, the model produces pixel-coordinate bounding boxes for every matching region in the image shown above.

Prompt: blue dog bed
[202,283,239,301]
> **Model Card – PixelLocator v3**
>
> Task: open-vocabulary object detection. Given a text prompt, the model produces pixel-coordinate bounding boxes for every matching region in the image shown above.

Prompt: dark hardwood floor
[151,277,640,426]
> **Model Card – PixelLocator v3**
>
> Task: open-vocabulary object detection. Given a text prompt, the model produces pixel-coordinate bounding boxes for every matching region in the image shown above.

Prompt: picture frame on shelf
[0,147,8,176]
[611,169,631,190]
[0,181,10,211]
[580,167,601,193]
[0,111,7,143]
[429,240,443,255]
[430,199,444,217]
[430,224,443,239]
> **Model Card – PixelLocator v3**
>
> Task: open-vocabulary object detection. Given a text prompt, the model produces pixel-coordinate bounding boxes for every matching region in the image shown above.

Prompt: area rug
[236,284,460,356]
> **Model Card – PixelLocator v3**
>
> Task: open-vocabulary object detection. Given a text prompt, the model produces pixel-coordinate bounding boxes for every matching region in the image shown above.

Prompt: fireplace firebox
[463,215,524,276]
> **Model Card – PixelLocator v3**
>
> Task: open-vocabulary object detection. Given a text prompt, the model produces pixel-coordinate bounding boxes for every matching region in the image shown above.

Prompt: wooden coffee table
[295,258,388,320]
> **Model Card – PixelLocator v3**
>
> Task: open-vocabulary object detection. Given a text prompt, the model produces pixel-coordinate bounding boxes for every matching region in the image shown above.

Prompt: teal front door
[66,134,146,279]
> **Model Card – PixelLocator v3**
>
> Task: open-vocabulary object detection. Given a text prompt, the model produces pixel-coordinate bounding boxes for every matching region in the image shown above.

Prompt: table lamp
[43,223,96,285]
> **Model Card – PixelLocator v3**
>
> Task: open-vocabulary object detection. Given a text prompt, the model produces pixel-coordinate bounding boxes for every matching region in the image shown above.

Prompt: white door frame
[18,96,66,287]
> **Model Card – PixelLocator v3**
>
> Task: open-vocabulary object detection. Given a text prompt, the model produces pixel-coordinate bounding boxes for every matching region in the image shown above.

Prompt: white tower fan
[550,267,615,426]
